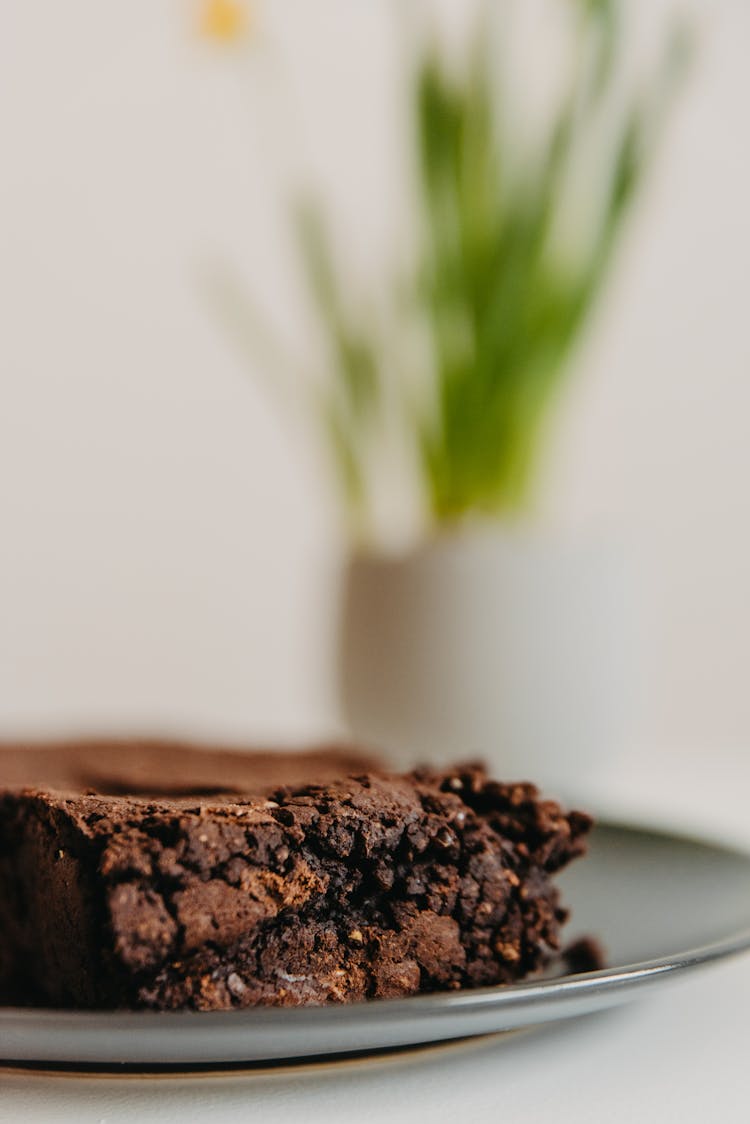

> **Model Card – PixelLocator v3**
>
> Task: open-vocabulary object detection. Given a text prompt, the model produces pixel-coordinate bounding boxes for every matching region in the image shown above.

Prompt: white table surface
[3,745,749,1124]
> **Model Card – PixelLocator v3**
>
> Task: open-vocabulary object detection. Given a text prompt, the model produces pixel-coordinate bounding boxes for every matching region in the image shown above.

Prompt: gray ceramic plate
[3,820,750,1068]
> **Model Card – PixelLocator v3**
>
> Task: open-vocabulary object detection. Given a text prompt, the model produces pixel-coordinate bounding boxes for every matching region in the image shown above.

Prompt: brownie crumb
[563,936,606,975]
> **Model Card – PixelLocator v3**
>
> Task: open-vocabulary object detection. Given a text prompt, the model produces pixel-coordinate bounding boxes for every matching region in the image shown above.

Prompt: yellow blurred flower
[199,0,250,43]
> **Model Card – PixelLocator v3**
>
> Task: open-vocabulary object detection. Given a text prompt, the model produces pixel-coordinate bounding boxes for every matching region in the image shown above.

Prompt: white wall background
[1,0,748,760]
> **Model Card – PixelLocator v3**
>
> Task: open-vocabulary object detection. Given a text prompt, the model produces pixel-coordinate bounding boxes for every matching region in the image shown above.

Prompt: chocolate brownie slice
[0,744,592,1010]
[0,738,376,796]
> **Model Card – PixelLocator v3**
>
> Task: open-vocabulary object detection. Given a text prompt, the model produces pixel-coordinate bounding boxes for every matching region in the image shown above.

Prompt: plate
[3,820,750,1069]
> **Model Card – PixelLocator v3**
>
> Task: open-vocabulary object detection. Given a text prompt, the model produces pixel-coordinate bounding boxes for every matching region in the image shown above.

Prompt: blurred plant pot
[338,526,639,798]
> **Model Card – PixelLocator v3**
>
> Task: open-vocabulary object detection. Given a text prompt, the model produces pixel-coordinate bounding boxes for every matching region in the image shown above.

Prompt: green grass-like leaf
[220,2,688,541]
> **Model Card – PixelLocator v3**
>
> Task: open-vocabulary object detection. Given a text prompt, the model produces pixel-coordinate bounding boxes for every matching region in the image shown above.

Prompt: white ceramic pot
[338,526,639,797]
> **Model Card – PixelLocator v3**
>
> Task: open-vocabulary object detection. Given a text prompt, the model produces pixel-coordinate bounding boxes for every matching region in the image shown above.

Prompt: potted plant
[215,2,686,790]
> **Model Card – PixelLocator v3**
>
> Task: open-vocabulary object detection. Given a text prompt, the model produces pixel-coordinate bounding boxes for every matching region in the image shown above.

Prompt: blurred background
[1,0,748,814]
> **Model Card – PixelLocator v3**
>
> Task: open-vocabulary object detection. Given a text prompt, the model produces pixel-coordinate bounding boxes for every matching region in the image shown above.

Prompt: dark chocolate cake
[0,741,594,1010]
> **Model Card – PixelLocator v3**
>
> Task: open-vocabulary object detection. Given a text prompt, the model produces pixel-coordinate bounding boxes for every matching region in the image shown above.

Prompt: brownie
[0,738,377,796]
[0,742,593,1010]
